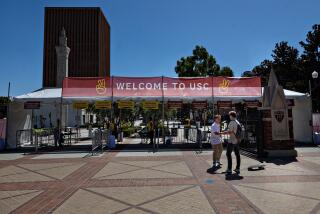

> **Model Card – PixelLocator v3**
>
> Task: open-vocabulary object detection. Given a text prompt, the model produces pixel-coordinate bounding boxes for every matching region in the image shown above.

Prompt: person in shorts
[211,115,223,168]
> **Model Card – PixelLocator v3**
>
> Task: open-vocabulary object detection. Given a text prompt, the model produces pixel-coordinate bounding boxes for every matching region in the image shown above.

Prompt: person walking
[225,111,241,174]
[211,115,223,168]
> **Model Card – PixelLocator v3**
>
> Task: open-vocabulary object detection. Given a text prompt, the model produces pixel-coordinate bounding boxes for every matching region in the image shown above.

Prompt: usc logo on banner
[218,79,230,94]
[96,79,107,95]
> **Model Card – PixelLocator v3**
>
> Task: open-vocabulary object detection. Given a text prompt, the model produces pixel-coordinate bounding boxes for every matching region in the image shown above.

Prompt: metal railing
[162,126,210,152]
[92,129,111,155]
[16,129,55,148]
[61,127,79,146]
[16,129,33,147]
[92,129,103,155]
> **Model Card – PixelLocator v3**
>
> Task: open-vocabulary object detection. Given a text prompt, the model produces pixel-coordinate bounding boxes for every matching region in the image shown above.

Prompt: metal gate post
[101,129,103,154]
[257,110,264,158]
[35,132,38,153]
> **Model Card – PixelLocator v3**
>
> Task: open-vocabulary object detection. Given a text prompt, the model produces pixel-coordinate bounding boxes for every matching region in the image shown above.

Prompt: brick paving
[0,146,320,214]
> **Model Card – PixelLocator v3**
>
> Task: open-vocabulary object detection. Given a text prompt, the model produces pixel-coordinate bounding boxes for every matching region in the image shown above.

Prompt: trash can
[314,133,320,145]
[0,139,5,151]
[109,135,116,149]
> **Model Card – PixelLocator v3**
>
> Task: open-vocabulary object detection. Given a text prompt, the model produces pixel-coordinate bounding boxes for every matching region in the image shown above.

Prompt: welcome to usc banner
[63,77,112,97]
[62,76,261,98]
[213,77,261,96]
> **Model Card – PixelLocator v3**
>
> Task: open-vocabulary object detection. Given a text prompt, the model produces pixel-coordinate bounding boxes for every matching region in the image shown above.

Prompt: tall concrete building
[43,7,110,87]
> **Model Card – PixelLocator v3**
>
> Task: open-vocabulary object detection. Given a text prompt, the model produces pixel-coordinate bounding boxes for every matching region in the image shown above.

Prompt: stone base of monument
[265,149,297,158]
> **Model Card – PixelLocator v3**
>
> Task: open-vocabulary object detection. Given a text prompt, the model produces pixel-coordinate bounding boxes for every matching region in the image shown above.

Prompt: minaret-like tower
[55,28,70,88]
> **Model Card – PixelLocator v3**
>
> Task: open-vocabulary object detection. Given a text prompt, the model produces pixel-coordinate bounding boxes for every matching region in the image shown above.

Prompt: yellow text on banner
[118,100,134,109]
[73,102,89,109]
[95,100,112,109]
[142,101,159,110]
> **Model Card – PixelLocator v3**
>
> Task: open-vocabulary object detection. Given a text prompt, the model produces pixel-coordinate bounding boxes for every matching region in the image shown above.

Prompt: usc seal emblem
[96,79,106,95]
[274,110,285,123]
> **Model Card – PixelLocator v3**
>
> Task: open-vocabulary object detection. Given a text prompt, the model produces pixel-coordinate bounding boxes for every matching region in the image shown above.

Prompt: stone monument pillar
[261,70,297,157]
[56,28,70,127]
[55,28,70,88]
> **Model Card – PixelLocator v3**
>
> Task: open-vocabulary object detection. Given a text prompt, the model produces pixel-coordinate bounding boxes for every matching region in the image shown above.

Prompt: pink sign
[0,119,6,139]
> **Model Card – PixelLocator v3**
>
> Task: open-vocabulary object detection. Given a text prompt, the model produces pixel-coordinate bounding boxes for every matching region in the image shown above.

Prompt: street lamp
[310,70,319,144]
[312,70,318,79]
[309,71,319,97]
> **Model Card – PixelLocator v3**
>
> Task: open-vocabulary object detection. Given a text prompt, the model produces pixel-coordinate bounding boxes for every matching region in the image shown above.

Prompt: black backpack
[235,120,245,143]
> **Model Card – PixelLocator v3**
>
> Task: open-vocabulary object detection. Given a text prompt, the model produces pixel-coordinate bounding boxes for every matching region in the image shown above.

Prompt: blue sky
[0,0,319,96]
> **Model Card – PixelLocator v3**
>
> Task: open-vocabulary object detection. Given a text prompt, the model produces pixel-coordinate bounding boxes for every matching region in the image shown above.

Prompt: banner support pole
[211,76,215,116]
[162,76,165,145]
[111,76,114,122]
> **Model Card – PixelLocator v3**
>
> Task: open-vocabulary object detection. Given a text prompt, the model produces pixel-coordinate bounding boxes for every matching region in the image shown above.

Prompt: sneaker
[212,161,216,167]
[217,161,223,166]
[226,169,232,174]
[234,168,240,174]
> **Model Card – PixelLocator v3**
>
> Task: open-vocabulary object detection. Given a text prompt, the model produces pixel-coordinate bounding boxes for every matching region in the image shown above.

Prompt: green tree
[242,42,303,90]
[175,45,220,77]
[300,24,320,111]
[242,59,272,86]
[300,24,320,74]
[271,41,304,91]
[218,66,234,77]
[242,70,255,77]
[0,97,10,104]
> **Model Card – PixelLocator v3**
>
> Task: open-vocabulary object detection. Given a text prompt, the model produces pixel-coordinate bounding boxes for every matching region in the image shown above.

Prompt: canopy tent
[8,76,311,149]
[12,88,309,102]
[14,88,62,103]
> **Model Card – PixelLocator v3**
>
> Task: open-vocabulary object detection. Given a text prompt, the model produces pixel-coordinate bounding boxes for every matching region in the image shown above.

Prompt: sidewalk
[0,147,320,214]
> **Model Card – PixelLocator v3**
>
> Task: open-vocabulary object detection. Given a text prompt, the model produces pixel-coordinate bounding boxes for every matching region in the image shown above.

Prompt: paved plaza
[0,146,320,214]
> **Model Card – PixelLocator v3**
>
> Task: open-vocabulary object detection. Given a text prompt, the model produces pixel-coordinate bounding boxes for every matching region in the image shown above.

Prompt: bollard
[35,132,38,153]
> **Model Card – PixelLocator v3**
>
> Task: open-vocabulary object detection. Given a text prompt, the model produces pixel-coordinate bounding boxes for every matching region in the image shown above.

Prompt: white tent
[7,88,63,148]
[14,88,62,103]
[7,87,312,148]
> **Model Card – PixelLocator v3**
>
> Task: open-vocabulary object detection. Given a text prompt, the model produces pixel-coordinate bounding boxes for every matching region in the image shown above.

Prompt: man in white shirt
[211,115,223,168]
[224,111,241,174]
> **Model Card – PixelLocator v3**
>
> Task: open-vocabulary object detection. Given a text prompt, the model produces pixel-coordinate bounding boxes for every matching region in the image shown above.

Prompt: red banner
[168,101,183,109]
[213,77,261,96]
[63,77,112,97]
[113,77,163,97]
[0,119,6,140]
[24,101,41,109]
[217,101,232,109]
[163,77,212,97]
[62,76,261,98]
[192,101,208,109]
[244,100,261,108]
